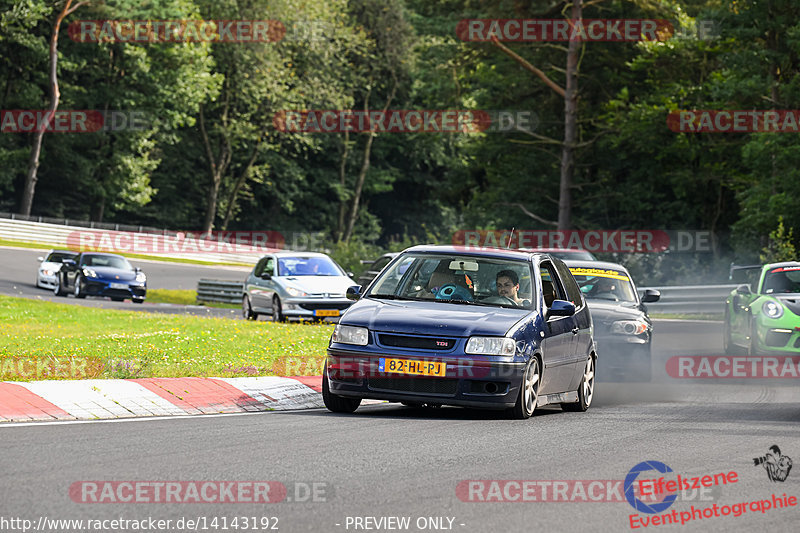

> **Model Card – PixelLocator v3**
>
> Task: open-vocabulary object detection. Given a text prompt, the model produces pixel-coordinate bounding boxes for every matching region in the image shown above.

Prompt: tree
[20,0,85,216]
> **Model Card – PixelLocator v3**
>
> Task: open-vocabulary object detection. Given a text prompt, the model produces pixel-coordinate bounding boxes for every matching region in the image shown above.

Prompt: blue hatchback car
[324,245,596,419]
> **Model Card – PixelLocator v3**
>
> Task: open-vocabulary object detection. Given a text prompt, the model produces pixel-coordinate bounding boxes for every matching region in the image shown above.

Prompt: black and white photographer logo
[753,445,793,482]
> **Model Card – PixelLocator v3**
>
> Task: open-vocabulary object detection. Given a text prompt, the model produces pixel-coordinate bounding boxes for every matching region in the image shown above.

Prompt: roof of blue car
[403,244,541,260]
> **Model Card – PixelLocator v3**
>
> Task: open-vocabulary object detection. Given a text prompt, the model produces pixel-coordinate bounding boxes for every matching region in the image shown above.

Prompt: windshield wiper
[369,294,411,300]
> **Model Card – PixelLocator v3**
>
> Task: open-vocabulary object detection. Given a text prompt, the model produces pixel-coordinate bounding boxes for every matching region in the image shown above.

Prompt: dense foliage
[1,0,798,282]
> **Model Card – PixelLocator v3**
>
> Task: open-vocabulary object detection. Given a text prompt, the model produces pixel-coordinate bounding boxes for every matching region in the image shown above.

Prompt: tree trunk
[341,77,397,242]
[220,141,261,231]
[558,0,581,230]
[199,103,231,234]
[336,129,351,241]
[20,0,85,216]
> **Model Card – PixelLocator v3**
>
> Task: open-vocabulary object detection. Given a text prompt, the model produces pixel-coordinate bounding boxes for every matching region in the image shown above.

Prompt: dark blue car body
[324,245,596,418]
[54,252,147,303]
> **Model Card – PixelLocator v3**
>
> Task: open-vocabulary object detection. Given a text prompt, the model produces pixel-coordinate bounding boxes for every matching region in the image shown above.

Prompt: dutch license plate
[379,358,446,377]
[315,309,340,317]
[109,282,128,289]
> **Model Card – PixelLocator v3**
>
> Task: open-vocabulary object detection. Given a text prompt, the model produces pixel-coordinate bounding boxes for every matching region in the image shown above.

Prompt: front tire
[509,357,540,419]
[53,274,67,296]
[748,322,761,356]
[74,276,87,299]
[242,295,257,320]
[322,364,361,413]
[272,296,286,323]
[563,355,595,412]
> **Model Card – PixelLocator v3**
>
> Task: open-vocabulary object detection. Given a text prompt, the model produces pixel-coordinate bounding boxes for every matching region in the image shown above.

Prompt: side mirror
[62,259,77,269]
[736,284,752,295]
[260,273,272,280]
[346,285,362,301]
[135,267,142,273]
[548,299,575,317]
[37,256,44,262]
[347,271,355,278]
[641,289,661,303]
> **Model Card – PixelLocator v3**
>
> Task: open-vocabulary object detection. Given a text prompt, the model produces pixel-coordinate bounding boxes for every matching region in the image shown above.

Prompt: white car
[36,250,78,289]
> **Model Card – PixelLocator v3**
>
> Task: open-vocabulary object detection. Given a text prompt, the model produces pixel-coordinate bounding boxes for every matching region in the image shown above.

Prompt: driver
[591,277,618,299]
[496,270,525,306]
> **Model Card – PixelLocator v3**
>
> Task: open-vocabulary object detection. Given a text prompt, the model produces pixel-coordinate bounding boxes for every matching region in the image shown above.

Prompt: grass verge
[0,295,331,381]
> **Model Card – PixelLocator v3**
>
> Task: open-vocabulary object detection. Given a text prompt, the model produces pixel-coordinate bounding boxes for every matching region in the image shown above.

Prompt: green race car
[724,262,800,355]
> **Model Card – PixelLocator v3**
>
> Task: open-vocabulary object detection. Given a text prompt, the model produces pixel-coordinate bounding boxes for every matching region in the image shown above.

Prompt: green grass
[0,239,253,267]
[0,295,332,381]
[145,289,198,305]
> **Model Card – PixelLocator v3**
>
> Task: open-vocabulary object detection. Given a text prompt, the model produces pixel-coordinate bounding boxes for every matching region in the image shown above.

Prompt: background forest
[1,0,798,283]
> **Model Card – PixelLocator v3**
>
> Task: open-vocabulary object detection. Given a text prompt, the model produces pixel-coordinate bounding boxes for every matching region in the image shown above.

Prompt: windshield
[569,266,637,303]
[81,254,133,270]
[367,253,533,309]
[46,252,76,263]
[762,266,800,294]
[278,256,343,276]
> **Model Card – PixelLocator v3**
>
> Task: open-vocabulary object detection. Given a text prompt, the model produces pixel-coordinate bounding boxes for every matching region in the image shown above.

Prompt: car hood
[89,267,137,281]
[586,301,647,326]
[40,261,62,271]
[775,295,800,317]
[279,275,355,295]
[342,298,528,337]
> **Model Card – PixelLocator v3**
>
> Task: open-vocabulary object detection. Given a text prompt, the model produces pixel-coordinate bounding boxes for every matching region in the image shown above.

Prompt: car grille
[765,330,792,347]
[368,377,458,396]
[378,334,456,350]
[298,303,351,311]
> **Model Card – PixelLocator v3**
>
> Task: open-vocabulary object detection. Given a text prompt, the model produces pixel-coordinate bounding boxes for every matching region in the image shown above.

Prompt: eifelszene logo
[753,445,793,482]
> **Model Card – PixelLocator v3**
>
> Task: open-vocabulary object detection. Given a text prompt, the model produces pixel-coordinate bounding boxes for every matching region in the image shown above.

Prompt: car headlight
[285,286,307,297]
[465,336,516,356]
[83,268,98,278]
[762,300,784,319]
[135,272,146,282]
[331,325,368,345]
[611,319,648,335]
[41,269,52,276]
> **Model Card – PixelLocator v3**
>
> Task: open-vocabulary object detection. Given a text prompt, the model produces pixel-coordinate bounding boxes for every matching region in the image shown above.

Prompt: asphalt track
[1,321,799,532]
[0,246,250,318]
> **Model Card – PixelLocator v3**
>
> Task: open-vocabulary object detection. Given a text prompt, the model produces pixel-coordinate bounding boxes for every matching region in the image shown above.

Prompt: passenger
[590,277,618,299]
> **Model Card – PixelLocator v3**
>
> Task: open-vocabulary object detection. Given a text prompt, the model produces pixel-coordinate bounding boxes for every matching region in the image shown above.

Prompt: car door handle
[572,327,579,335]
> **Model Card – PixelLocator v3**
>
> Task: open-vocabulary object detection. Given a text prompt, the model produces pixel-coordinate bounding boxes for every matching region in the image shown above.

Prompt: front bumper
[38,272,57,288]
[84,279,146,300]
[594,335,650,379]
[754,321,800,353]
[326,348,526,409]
[282,297,352,319]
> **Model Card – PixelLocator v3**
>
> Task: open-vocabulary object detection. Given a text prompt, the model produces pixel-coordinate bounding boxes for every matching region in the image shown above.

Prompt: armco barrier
[639,285,736,315]
[197,279,245,304]
[195,280,736,314]
[0,218,262,265]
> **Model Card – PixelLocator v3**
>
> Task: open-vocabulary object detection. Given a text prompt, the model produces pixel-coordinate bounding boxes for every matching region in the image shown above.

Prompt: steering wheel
[435,283,474,301]
[481,295,518,306]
